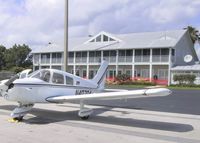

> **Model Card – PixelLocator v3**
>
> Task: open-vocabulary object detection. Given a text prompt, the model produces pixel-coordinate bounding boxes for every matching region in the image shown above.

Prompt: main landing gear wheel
[8,116,24,123]
[80,115,89,120]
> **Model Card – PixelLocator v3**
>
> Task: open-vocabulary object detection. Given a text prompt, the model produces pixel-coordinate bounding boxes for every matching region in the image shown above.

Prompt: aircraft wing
[46,88,171,103]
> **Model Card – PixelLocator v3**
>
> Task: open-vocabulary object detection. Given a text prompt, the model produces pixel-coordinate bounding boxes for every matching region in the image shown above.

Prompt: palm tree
[184,26,200,44]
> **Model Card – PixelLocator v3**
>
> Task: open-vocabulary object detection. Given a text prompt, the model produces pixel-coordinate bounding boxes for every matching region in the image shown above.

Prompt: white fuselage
[5,69,100,104]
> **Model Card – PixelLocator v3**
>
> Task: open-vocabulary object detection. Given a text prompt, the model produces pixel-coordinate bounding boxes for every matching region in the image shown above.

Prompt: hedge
[173,74,196,85]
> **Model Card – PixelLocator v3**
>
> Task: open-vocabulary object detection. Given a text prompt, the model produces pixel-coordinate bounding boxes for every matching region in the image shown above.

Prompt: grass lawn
[168,86,200,90]
[106,84,200,90]
[106,84,151,89]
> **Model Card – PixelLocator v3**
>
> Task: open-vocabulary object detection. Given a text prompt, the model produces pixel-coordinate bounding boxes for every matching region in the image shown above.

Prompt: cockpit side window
[43,71,51,82]
[32,70,51,82]
[20,73,26,79]
[66,76,73,85]
[52,73,64,84]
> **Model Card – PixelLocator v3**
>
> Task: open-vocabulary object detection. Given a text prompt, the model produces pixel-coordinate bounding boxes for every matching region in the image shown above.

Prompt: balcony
[52,58,62,64]
[104,56,116,63]
[33,60,39,65]
[75,57,87,63]
[68,57,74,63]
[118,56,132,63]
[89,57,101,63]
[152,55,169,62]
[41,58,50,64]
[135,56,150,63]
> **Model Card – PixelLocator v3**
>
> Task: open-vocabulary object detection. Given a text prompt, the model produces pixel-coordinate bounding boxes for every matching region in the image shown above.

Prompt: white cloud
[0,0,64,49]
[0,0,200,60]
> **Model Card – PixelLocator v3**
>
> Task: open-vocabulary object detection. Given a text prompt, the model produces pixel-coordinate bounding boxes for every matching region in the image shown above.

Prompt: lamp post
[64,0,68,71]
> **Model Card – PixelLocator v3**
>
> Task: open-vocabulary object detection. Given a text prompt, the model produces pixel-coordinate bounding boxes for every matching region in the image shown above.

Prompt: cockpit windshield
[31,70,51,82]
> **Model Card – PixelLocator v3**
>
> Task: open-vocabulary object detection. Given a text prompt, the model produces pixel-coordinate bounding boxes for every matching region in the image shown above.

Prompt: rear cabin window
[52,73,64,84]
[66,76,73,85]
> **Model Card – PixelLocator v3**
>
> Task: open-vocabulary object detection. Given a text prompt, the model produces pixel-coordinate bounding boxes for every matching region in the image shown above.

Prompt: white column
[86,51,89,79]
[116,50,119,76]
[101,51,104,61]
[168,48,172,86]
[50,53,52,69]
[132,49,135,79]
[39,53,41,69]
[73,52,76,75]
[149,49,153,82]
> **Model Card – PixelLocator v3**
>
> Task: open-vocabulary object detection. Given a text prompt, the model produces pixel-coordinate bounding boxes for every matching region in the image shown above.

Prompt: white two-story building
[32,29,199,85]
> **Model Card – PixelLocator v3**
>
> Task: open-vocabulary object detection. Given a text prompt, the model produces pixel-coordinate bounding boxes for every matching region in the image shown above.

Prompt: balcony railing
[89,57,101,63]
[33,60,39,65]
[52,58,62,64]
[75,57,87,63]
[118,56,132,63]
[104,56,116,63]
[152,55,169,62]
[68,58,74,63]
[66,55,170,64]
[41,58,50,64]
[135,56,150,62]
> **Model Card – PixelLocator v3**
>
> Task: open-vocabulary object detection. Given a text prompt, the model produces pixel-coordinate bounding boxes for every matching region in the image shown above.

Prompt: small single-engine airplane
[0,61,171,121]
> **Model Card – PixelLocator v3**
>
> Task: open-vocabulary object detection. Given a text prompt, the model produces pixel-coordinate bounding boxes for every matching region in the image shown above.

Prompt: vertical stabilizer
[92,60,108,90]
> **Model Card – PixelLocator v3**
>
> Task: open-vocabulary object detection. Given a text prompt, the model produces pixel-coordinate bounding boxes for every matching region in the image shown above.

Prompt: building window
[143,49,150,56]
[161,49,169,55]
[52,53,62,64]
[76,52,87,63]
[153,49,160,55]
[68,52,74,63]
[41,53,50,64]
[126,50,133,56]
[119,50,126,56]
[90,51,101,63]
[96,35,101,42]
[109,38,115,41]
[34,54,39,64]
[103,35,109,42]
[172,49,175,56]
[135,49,142,56]
[34,66,39,71]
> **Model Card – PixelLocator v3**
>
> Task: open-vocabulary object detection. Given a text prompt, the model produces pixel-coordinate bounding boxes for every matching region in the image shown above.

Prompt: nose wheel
[10,103,34,122]
[80,115,90,120]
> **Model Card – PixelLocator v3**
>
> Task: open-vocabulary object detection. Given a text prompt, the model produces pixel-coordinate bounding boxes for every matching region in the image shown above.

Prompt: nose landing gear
[9,103,34,122]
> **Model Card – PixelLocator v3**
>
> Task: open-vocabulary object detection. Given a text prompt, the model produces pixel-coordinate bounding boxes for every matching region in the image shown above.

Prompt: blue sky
[0,0,200,57]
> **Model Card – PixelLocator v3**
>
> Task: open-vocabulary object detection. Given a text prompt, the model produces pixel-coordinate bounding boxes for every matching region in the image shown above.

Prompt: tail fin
[92,60,108,90]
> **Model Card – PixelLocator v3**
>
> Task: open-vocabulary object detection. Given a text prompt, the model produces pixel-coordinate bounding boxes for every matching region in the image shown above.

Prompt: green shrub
[173,74,196,85]
[10,66,25,73]
[115,74,131,82]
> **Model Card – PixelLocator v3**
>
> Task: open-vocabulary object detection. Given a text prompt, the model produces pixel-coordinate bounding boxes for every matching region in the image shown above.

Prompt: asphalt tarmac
[86,89,200,115]
[0,89,200,143]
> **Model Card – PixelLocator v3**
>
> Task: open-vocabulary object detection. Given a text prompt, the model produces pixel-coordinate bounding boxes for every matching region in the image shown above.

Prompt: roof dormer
[84,31,121,44]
